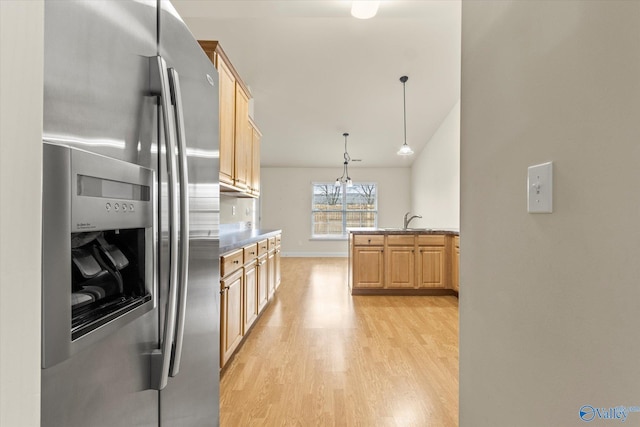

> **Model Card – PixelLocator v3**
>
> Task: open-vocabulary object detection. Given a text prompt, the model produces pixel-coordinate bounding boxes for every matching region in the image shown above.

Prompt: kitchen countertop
[220,228,282,254]
[350,228,459,236]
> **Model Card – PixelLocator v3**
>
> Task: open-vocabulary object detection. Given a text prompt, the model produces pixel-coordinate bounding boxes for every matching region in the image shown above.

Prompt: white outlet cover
[527,161,553,213]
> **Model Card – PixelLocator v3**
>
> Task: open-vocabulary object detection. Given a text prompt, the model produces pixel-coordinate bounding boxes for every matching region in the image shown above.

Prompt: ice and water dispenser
[42,143,156,367]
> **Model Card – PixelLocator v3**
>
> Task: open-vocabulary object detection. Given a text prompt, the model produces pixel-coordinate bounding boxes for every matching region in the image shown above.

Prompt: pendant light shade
[335,132,353,187]
[351,1,380,20]
[397,75,414,156]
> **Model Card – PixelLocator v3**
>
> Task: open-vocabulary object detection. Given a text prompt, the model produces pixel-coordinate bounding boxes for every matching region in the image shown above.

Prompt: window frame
[310,181,378,239]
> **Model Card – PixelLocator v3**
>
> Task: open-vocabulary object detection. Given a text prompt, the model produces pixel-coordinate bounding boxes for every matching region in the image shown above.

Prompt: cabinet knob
[368,239,371,244]
[233,260,239,264]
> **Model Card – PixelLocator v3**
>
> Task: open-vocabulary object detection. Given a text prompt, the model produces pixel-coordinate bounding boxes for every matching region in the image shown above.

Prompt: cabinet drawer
[417,235,446,246]
[257,239,269,256]
[221,249,243,277]
[268,237,276,250]
[275,234,282,246]
[387,235,415,246]
[353,235,384,246]
[454,236,460,248]
[243,243,258,262]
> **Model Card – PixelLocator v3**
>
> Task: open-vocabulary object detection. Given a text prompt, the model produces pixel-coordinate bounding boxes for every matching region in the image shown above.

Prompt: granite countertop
[220,228,282,254]
[350,228,459,236]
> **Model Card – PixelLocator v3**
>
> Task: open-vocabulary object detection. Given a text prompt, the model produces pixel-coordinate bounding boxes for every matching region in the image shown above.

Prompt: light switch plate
[527,161,553,213]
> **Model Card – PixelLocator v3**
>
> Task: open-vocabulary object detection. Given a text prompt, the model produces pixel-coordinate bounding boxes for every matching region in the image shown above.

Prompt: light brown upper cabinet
[249,119,261,197]
[234,84,249,191]
[198,40,261,197]
[217,57,236,186]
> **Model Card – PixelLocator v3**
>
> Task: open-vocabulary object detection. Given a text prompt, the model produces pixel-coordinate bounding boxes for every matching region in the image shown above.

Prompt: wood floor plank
[220,257,459,426]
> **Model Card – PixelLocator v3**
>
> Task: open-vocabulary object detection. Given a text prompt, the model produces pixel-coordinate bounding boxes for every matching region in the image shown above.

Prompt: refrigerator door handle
[168,68,190,378]
[149,55,180,391]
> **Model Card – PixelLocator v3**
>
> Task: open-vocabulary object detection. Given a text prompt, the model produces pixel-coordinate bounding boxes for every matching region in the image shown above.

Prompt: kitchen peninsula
[349,229,459,295]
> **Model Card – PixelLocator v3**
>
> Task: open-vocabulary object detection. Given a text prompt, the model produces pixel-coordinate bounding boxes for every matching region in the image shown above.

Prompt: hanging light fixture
[335,132,353,187]
[397,75,414,156]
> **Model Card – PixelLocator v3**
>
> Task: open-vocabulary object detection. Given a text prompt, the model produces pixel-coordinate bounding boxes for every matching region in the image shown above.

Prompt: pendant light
[335,132,353,187]
[351,1,380,19]
[397,75,414,156]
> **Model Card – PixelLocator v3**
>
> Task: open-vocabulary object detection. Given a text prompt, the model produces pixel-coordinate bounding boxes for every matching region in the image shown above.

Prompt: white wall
[410,100,460,229]
[261,167,410,256]
[0,1,43,426]
[460,2,640,426]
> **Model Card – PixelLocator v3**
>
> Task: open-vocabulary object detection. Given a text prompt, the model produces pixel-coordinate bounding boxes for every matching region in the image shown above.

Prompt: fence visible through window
[311,183,377,237]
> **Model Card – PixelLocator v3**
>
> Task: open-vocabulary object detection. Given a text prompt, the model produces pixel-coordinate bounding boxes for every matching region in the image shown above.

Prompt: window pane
[313,211,344,235]
[346,211,376,228]
[346,184,376,210]
[312,184,343,210]
[312,182,377,237]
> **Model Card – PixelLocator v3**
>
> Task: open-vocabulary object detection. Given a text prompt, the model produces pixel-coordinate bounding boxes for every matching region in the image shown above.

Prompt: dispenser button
[114,203,120,211]
[122,204,127,211]
[106,203,111,211]
[129,204,134,211]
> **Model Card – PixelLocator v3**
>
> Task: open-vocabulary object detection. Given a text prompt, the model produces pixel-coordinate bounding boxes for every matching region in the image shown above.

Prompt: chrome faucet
[403,212,422,230]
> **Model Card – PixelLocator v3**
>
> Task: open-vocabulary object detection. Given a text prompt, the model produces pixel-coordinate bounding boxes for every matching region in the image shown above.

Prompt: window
[311,182,377,238]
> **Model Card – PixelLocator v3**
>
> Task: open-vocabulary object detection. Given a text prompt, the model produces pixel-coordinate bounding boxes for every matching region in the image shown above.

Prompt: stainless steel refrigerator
[41,1,220,426]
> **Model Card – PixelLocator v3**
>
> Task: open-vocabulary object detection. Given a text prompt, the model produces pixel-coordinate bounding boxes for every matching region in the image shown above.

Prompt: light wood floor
[220,257,459,426]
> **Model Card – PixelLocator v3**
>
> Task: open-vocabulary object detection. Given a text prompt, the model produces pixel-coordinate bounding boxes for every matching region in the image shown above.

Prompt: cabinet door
[386,246,415,288]
[234,84,249,190]
[274,245,281,289]
[452,238,460,292]
[243,261,258,333]
[257,255,268,313]
[250,123,261,196]
[221,269,243,367]
[218,58,236,186]
[353,246,384,288]
[417,246,446,288]
[267,250,275,299]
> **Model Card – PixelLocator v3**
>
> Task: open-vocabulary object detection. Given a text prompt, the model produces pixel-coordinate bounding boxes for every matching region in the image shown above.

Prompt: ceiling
[171,0,461,168]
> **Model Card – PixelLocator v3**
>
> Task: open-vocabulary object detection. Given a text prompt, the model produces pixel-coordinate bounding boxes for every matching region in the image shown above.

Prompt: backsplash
[220,194,258,229]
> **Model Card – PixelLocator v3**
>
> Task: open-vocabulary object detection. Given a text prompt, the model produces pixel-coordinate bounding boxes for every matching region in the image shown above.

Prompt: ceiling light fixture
[351,1,380,19]
[397,75,414,156]
[335,132,353,187]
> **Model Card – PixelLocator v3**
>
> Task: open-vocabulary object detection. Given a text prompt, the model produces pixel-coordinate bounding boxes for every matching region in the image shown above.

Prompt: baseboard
[281,252,348,258]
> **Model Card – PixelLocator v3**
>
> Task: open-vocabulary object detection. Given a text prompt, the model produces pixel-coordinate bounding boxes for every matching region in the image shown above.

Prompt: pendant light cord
[403,80,407,145]
[397,75,413,156]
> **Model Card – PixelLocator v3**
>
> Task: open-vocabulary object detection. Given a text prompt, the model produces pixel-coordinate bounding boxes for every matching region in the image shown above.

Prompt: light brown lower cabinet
[350,232,458,294]
[267,250,275,299]
[386,246,415,288]
[243,259,258,333]
[220,268,243,368]
[352,246,385,288]
[417,235,447,288]
[220,232,282,369]
[452,236,460,292]
[256,254,268,312]
[274,244,282,290]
